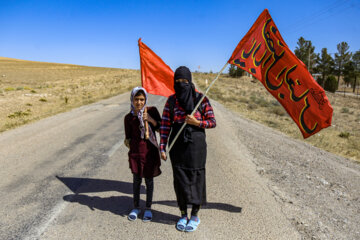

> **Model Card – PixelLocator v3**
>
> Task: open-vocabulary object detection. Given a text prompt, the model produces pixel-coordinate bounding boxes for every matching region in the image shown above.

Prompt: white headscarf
[130,87,158,148]
[130,87,147,138]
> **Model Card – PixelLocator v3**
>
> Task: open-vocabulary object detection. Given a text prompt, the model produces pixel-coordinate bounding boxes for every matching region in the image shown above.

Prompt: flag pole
[168,62,229,152]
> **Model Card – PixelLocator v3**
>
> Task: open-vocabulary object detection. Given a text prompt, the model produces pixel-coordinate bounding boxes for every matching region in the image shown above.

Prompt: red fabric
[228,9,333,138]
[138,38,175,97]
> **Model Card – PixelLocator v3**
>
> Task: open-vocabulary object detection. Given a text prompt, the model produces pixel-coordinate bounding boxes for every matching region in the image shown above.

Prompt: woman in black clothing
[160,66,216,232]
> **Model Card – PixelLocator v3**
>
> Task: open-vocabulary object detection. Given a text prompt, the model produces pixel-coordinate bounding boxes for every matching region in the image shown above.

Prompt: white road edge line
[25,139,124,239]
[25,198,70,240]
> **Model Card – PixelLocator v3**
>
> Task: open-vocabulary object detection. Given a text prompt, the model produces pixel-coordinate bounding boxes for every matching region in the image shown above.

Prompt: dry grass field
[0,57,140,132]
[193,72,360,162]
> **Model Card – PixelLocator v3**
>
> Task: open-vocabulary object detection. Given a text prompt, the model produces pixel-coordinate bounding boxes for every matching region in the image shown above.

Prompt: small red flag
[138,38,174,97]
[228,9,333,138]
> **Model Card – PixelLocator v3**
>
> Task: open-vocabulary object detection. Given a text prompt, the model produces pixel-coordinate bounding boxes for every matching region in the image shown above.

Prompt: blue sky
[0,0,359,72]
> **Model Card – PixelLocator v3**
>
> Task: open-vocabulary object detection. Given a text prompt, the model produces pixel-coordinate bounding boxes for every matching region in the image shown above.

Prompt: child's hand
[143,112,156,126]
[161,152,167,161]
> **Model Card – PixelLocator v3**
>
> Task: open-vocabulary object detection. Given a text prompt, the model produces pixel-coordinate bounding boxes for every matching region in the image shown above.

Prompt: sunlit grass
[0,57,140,132]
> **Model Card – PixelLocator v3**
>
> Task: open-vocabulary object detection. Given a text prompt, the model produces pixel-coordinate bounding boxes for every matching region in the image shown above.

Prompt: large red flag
[228,9,333,138]
[138,38,174,97]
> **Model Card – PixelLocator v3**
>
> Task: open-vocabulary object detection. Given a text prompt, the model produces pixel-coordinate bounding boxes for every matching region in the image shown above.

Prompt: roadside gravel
[212,100,360,240]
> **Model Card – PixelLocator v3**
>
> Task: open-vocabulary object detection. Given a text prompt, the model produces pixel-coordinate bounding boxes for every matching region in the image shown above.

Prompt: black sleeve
[148,107,161,131]
[124,113,131,139]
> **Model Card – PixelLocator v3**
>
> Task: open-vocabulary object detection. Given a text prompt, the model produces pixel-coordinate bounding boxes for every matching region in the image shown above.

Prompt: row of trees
[295,37,359,93]
[228,37,360,93]
[228,64,245,78]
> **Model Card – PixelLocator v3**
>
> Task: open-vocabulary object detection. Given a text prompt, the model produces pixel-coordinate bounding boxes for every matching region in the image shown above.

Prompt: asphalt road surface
[0,92,359,240]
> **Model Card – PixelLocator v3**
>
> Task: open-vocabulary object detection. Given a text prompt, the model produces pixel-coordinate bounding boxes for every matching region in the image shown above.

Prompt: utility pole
[308,45,311,73]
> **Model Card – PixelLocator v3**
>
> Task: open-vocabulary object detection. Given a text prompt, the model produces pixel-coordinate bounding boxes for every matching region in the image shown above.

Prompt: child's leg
[144,177,154,209]
[191,204,200,216]
[133,174,142,208]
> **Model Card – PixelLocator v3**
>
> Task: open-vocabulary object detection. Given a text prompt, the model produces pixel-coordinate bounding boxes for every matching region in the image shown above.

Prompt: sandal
[143,209,152,222]
[128,208,140,221]
[185,216,200,232]
[176,216,188,232]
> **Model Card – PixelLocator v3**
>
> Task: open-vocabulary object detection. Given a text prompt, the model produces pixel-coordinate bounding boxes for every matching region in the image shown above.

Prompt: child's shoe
[143,209,152,222]
[185,216,200,232]
[176,216,188,232]
[128,208,140,221]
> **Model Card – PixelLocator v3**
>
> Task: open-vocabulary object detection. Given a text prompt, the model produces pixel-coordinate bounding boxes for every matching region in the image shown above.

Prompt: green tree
[315,48,334,88]
[343,61,355,87]
[229,64,236,77]
[228,65,245,78]
[294,37,318,73]
[324,75,337,93]
[334,42,352,88]
[352,50,360,93]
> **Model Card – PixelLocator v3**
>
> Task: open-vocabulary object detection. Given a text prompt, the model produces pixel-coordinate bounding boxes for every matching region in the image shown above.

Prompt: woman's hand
[185,115,200,126]
[143,112,157,126]
[161,152,167,161]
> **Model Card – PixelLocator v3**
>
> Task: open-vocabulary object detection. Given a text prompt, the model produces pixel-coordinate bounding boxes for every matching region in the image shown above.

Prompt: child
[124,87,161,222]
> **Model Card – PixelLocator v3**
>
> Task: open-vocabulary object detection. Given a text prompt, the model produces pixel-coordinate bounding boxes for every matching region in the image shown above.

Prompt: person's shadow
[152,200,242,213]
[56,176,144,195]
[57,176,241,225]
[57,176,177,224]
[62,194,178,225]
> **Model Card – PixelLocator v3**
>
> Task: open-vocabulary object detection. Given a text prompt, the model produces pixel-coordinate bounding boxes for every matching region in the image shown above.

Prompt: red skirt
[128,139,161,178]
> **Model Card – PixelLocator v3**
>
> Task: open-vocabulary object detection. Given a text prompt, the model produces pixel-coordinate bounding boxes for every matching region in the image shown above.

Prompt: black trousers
[133,174,154,208]
[179,200,201,217]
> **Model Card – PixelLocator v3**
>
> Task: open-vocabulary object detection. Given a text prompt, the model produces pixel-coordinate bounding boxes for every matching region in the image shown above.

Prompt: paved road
[0,92,307,239]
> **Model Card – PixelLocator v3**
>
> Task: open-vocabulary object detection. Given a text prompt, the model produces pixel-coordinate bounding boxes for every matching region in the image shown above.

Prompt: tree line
[295,37,359,93]
[229,37,360,93]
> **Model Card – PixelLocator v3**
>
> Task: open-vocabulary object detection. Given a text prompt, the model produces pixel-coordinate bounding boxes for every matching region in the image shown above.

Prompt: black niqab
[174,66,196,114]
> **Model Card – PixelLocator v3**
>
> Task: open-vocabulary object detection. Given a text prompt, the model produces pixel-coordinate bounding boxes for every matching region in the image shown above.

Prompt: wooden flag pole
[168,62,229,152]
[144,107,149,140]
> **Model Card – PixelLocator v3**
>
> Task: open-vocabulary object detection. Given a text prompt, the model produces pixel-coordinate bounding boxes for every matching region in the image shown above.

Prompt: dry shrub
[339,132,350,138]
[270,106,287,116]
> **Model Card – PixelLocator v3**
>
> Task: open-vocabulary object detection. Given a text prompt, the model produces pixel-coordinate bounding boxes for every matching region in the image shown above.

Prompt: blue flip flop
[185,216,200,232]
[176,216,188,232]
[128,208,140,221]
[143,209,152,222]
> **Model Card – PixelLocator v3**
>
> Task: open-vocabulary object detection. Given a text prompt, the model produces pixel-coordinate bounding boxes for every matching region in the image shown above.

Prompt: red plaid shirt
[160,94,216,152]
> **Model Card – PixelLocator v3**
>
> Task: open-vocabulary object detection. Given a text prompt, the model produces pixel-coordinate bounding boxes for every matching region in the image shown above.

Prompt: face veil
[174,66,196,114]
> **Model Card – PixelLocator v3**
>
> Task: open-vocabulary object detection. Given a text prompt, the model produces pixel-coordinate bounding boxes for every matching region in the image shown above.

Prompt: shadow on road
[57,176,240,225]
[57,176,177,225]
[63,194,177,225]
[153,200,242,213]
[56,176,145,194]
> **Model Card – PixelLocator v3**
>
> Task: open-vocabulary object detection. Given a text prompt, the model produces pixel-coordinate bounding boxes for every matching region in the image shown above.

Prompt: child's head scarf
[130,87,158,148]
[130,87,148,139]
[130,86,148,113]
